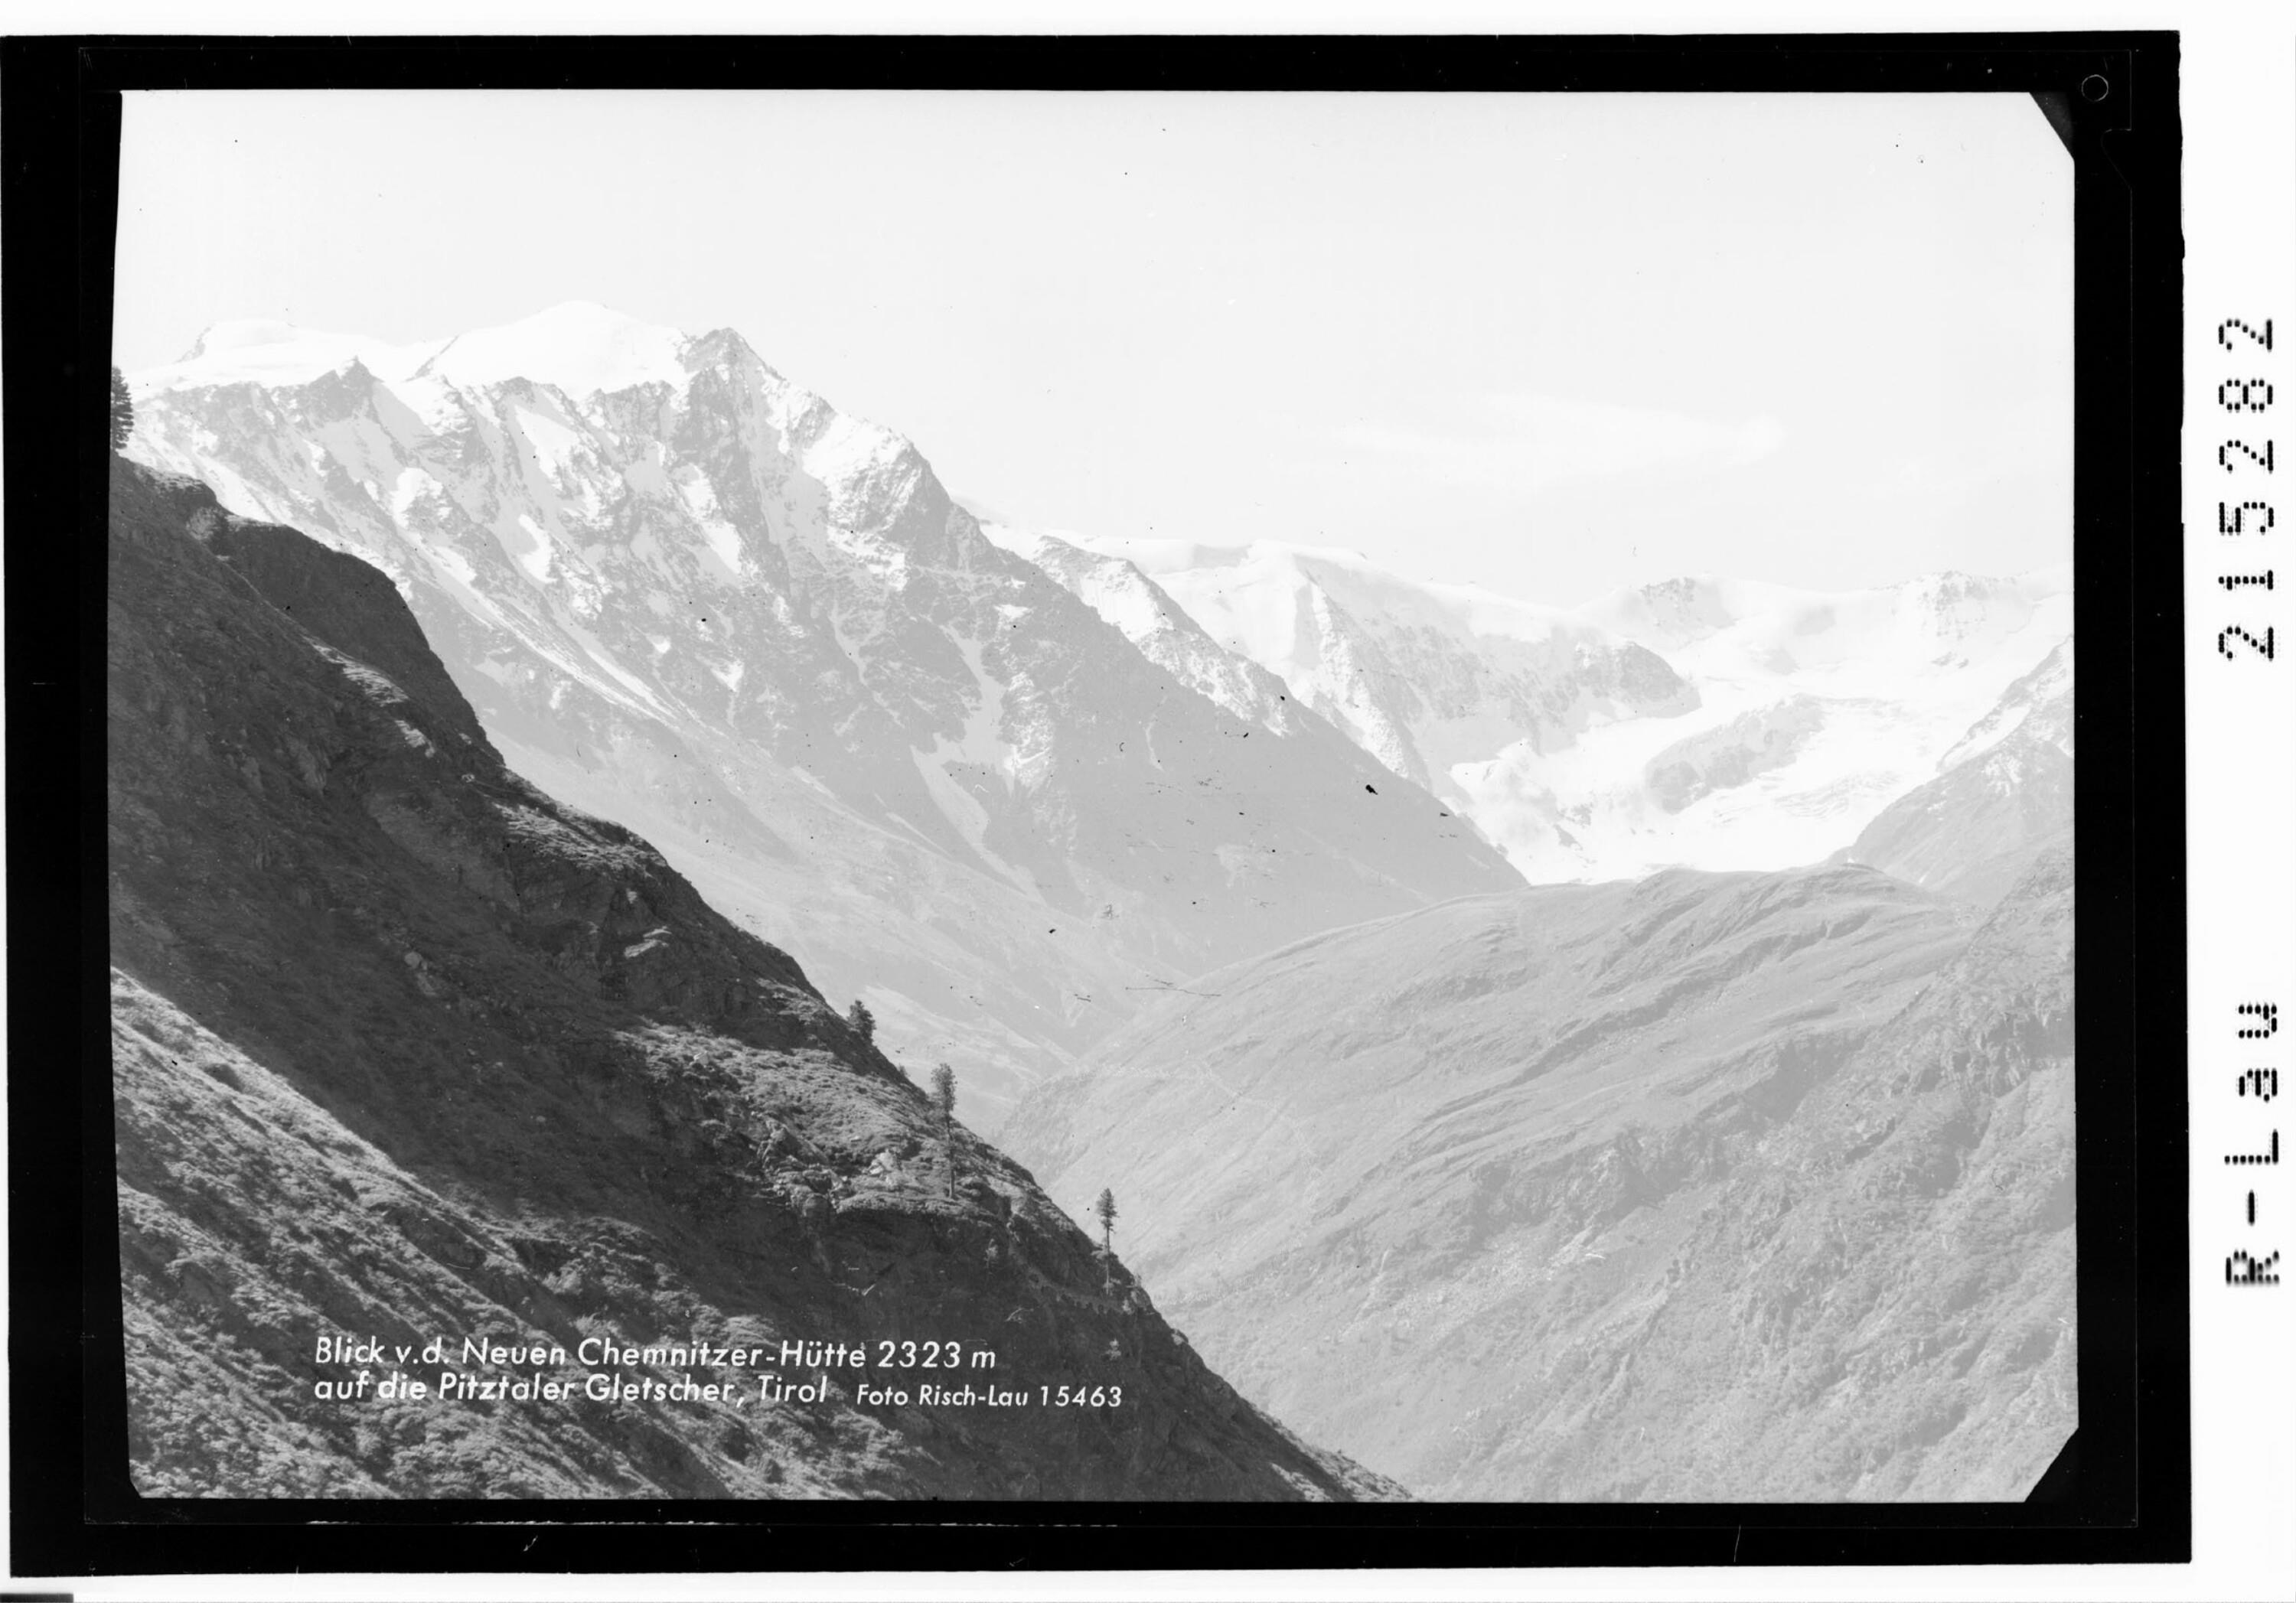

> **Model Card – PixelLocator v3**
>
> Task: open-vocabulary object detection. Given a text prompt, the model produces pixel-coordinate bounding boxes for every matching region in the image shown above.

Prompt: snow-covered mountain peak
[1082,534,1378,582]
[177,318,318,362]
[979,523,1309,735]
[138,320,445,395]
[128,305,966,572]
[987,526,1697,802]
[1050,534,1590,654]
[1577,567,2072,681]
[138,302,700,404]
[413,301,693,399]
[980,528,2073,885]
[1573,575,1748,648]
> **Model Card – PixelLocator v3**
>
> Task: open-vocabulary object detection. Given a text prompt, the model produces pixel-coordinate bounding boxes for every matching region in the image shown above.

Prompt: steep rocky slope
[1936,637,2074,771]
[1500,848,2077,1500]
[1845,639,2075,907]
[979,526,1314,742]
[106,456,1397,1501]
[1000,855,2076,1499]
[1843,733,2073,909]
[126,309,1516,1116]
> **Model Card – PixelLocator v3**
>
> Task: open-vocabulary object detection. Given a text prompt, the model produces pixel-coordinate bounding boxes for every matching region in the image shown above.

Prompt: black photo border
[2,28,2186,1578]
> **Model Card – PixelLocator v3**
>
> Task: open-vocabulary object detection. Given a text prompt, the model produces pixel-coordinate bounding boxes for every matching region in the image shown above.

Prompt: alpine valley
[127,306,1518,1120]
[123,303,2076,1500]
[996,553,2077,1499]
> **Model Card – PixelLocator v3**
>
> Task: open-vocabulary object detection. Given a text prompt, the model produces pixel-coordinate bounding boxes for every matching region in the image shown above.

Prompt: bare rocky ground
[1845,731,2073,911]
[106,456,1399,1501]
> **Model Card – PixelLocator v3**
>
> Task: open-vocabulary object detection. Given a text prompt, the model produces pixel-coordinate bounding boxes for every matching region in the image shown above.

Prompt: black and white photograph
[99,82,2083,1507]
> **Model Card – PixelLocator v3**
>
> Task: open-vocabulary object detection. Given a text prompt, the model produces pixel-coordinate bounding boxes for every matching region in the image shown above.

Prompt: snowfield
[1005,531,2072,884]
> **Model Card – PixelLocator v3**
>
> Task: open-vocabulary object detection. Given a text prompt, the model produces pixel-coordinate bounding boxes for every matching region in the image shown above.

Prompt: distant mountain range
[999,532,2070,885]
[131,306,2072,932]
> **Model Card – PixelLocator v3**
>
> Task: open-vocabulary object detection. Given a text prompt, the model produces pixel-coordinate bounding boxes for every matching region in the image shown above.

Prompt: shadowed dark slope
[106,457,1399,1501]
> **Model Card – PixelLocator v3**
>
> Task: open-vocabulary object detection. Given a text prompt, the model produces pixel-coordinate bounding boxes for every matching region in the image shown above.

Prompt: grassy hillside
[1003,856,2075,1498]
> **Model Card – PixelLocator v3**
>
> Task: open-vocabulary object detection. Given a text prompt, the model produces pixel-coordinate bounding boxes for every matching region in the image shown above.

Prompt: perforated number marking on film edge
[2229,995,2284,1284]
[2216,320,2280,654]
[2216,321,2281,1287]
[2229,995,2284,1285]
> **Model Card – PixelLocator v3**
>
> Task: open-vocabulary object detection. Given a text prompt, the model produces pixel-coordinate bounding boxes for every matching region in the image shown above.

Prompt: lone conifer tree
[109,367,135,451]
[846,999,875,1044]
[930,1061,957,1197]
[1094,1188,1118,1253]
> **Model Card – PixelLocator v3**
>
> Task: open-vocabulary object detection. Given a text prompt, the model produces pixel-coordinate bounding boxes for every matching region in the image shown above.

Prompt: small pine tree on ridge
[931,1061,958,1198]
[109,367,135,451]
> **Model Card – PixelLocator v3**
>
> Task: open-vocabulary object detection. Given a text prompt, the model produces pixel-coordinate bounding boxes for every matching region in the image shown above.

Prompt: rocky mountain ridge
[126,306,1517,1115]
[1844,638,2075,907]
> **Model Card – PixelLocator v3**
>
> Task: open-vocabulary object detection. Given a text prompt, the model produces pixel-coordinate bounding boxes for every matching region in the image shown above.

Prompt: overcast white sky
[115,90,2070,604]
